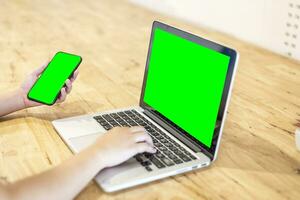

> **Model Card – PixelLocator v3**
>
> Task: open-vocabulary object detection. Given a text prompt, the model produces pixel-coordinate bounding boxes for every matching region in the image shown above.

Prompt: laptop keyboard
[93,109,197,171]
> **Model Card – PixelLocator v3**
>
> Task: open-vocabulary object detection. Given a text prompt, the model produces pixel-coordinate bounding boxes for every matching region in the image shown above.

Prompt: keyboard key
[110,113,118,118]
[155,152,164,158]
[169,146,177,151]
[161,157,174,166]
[125,119,133,123]
[96,117,106,122]
[171,140,177,144]
[103,114,112,120]
[147,129,156,133]
[141,160,151,166]
[145,166,152,171]
[183,149,189,153]
[135,119,143,123]
[143,119,151,124]
[174,159,183,164]
[150,157,165,168]
[174,143,181,147]
[115,117,123,121]
[168,154,177,160]
[165,135,171,140]
[135,154,148,162]
[155,135,164,140]
[155,143,163,147]
[110,121,119,126]
[117,112,126,116]
[99,121,108,126]
[139,122,147,126]
[165,143,173,147]
[181,156,191,162]
[135,112,143,118]
[129,122,138,126]
[164,150,172,156]
[121,115,129,119]
[151,132,159,136]
[119,121,129,126]
[160,139,168,143]
[177,152,185,157]
[173,149,180,154]
[103,125,112,130]
[93,116,104,121]
[158,146,167,151]
[131,116,140,121]
[135,157,142,163]
[124,110,132,115]
[144,152,154,159]
[127,112,135,116]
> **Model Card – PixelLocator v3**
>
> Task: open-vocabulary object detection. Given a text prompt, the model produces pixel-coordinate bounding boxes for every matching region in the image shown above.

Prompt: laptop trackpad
[69,132,104,153]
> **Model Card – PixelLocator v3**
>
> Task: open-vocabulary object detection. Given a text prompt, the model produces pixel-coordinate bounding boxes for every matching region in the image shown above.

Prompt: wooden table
[0,0,299,199]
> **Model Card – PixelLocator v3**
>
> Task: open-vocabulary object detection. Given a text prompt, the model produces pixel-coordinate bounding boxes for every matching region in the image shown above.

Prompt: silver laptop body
[52,21,239,192]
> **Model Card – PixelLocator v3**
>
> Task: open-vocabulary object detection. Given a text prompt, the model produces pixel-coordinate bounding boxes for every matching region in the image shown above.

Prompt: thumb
[32,61,49,76]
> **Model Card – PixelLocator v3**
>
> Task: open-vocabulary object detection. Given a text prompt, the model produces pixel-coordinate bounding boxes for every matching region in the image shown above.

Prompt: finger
[65,79,72,94]
[129,126,145,133]
[57,87,67,103]
[70,69,79,82]
[32,61,49,76]
[58,89,67,102]
[133,143,156,154]
[111,126,128,132]
[133,132,154,147]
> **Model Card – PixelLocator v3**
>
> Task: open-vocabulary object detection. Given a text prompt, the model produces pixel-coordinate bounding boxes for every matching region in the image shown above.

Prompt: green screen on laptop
[143,28,230,148]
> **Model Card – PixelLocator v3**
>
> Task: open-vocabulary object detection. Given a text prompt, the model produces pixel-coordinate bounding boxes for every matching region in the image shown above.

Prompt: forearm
[5,145,105,200]
[0,90,25,117]
[0,126,154,199]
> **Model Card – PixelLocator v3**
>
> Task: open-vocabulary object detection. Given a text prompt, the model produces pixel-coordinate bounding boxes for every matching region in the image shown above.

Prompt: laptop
[52,21,239,192]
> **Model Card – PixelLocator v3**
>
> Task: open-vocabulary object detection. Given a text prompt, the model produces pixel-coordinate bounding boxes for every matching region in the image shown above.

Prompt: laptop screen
[143,27,230,148]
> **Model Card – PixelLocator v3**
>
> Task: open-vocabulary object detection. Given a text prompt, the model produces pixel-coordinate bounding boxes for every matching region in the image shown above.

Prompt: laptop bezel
[139,21,238,160]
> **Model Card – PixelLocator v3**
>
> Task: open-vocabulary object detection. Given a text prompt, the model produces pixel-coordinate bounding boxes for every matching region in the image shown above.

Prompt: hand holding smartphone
[27,52,82,105]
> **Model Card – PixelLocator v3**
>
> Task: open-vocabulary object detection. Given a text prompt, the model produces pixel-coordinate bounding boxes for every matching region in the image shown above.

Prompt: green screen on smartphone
[28,52,82,105]
[143,28,230,148]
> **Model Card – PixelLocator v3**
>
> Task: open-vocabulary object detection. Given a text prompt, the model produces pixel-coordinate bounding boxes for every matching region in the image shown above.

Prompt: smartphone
[27,52,82,105]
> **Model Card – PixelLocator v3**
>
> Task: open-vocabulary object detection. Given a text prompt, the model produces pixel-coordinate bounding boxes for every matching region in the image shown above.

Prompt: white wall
[130,0,300,60]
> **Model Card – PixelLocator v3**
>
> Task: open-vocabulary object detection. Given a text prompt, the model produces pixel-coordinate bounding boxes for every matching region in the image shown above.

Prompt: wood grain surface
[0,0,299,199]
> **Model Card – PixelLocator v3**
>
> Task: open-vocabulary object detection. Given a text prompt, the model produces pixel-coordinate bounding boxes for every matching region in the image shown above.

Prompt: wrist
[14,89,27,110]
[88,143,108,170]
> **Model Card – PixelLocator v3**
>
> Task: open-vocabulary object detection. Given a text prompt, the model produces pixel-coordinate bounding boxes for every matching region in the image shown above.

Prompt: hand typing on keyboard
[91,126,156,168]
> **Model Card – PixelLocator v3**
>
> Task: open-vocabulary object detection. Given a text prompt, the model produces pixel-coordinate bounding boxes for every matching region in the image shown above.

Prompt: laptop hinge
[142,108,213,160]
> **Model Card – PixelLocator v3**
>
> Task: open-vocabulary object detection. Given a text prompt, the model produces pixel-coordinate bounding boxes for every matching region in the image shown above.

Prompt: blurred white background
[130,0,300,60]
